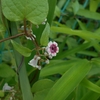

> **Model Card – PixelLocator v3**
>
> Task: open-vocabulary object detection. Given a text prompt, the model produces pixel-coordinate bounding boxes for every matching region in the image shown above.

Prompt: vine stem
[23,19,41,56]
[0,33,25,43]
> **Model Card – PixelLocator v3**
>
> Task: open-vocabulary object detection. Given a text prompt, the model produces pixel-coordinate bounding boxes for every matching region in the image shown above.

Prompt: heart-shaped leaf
[2,0,49,25]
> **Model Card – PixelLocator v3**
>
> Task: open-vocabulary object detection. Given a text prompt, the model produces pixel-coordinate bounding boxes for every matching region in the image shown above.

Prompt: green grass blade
[40,60,77,77]
[47,0,57,25]
[81,78,100,94]
[51,26,100,41]
[44,60,92,100]
[80,80,100,100]
[10,22,34,100]
[56,42,92,59]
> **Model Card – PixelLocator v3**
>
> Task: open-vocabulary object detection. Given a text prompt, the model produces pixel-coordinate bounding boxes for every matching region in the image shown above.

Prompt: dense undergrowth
[0,0,100,100]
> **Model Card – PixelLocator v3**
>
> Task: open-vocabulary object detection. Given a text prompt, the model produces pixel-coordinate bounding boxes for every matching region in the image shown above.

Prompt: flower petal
[52,53,56,56]
[48,41,53,47]
[28,55,41,70]
[53,41,58,46]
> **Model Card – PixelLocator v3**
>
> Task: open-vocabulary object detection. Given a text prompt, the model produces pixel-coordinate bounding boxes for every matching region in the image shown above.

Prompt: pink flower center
[50,44,57,53]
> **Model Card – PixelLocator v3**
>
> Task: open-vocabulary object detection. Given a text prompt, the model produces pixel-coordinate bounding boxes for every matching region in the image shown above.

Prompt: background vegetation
[0,0,100,100]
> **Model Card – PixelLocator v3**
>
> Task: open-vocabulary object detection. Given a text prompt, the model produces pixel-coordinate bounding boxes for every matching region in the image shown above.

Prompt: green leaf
[88,65,100,77]
[54,6,61,17]
[90,0,98,12]
[0,63,15,77]
[56,42,92,59]
[10,22,34,100]
[32,79,54,93]
[44,60,92,100]
[77,9,100,20]
[81,78,100,94]
[2,0,49,25]
[40,23,50,46]
[91,58,100,66]
[80,80,100,100]
[51,26,100,41]
[91,40,100,52]
[11,40,32,57]
[71,0,80,14]
[0,90,4,97]
[0,24,5,34]
[47,0,57,25]
[40,60,78,78]
[33,88,50,100]
[78,50,98,57]
[77,19,87,30]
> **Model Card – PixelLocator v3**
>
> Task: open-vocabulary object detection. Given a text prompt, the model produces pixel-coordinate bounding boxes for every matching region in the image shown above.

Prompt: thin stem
[31,34,40,47]
[24,20,40,56]
[24,19,28,36]
[17,56,24,73]
[0,33,25,43]
[30,35,40,55]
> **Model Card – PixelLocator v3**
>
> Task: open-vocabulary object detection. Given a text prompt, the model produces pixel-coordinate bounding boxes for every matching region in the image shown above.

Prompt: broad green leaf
[40,60,78,78]
[40,23,50,46]
[80,80,100,100]
[0,63,15,77]
[51,26,100,41]
[2,0,48,25]
[11,40,32,57]
[44,60,92,100]
[81,78,100,94]
[32,79,54,93]
[0,90,4,97]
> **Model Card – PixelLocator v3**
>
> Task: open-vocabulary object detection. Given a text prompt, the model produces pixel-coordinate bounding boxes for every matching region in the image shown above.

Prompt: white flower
[28,55,41,70]
[45,41,59,58]
[10,97,13,100]
[45,59,49,64]
[25,30,36,40]
[2,83,13,92]
[42,18,47,25]
[20,26,36,40]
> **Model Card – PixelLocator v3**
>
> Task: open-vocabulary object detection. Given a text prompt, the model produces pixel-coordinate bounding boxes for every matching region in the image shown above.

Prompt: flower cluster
[28,41,59,70]
[45,41,59,59]
[28,55,41,70]
[2,83,13,92]
[22,18,59,70]
[2,83,16,100]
